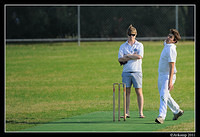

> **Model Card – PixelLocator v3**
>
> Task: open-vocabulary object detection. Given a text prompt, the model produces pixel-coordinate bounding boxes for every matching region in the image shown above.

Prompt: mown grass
[158,119,195,131]
[5,41,195,131]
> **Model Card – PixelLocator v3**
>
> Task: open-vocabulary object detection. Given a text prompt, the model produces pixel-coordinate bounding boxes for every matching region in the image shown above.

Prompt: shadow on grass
[6,120,48,125]
[6,119,157,125]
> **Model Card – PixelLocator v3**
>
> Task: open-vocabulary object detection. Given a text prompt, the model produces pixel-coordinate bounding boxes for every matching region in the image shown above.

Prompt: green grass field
[5,41,195,132]
[22,110,194,132]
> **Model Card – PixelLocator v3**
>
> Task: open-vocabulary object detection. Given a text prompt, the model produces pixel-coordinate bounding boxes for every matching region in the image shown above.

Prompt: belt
[129,72,138,73]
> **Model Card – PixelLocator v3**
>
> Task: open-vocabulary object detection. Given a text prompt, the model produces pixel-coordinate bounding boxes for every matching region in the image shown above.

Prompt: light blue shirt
[118,40,144,72]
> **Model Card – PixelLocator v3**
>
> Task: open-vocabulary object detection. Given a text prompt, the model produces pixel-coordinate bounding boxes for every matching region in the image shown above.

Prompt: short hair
[170,29,181,43]
[127,24,137,35]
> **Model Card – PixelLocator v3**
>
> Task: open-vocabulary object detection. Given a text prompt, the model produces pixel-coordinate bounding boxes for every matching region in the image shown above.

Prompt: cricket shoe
[155,116,164,124]
[173,109,184,120]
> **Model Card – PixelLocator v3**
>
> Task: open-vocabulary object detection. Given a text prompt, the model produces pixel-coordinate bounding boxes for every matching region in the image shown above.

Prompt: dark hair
[170,29,181,43]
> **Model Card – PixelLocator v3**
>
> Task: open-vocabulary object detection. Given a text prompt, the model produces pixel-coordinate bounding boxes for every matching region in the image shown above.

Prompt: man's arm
[118,55,130,62]
[118,55,129,65]
[118,54,142,64]
[126,54,143,59]
[168,62,175,91]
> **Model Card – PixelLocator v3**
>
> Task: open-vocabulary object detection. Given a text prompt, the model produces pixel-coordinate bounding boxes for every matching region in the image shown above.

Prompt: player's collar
[126,40,138,46]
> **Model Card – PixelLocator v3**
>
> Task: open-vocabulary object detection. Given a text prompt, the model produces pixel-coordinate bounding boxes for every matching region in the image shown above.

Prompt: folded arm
[118,54,143,65]
[125,54,143,59]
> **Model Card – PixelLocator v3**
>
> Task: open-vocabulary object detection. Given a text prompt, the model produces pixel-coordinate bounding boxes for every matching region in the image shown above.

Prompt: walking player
[155,29,184,124]
[118,24,145,118]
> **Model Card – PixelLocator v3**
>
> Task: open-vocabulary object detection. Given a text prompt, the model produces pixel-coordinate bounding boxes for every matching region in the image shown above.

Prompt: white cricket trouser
[158,74,180,119]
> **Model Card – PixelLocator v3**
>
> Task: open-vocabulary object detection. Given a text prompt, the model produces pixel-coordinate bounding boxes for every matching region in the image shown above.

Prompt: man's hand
[119,61,127,66]
[168,81,174,91]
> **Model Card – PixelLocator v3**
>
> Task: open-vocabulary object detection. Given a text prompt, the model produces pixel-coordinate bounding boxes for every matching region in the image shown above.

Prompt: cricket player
[118,24,145,118]
[155,29,184,124]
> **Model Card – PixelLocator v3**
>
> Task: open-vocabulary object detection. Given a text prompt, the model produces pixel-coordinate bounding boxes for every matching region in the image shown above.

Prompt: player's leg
[155,75,164,123]
[126,87,131,117]
[122,72,132,117]
[135,88,144,118]
[167,74,183,120]
[166,73,178,113]
[131,72,145,118]
[157,75,169,120]
[167,95,180,114]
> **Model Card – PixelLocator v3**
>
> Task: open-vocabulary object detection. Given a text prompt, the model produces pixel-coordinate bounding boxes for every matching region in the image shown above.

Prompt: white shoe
[155,116,164,124]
